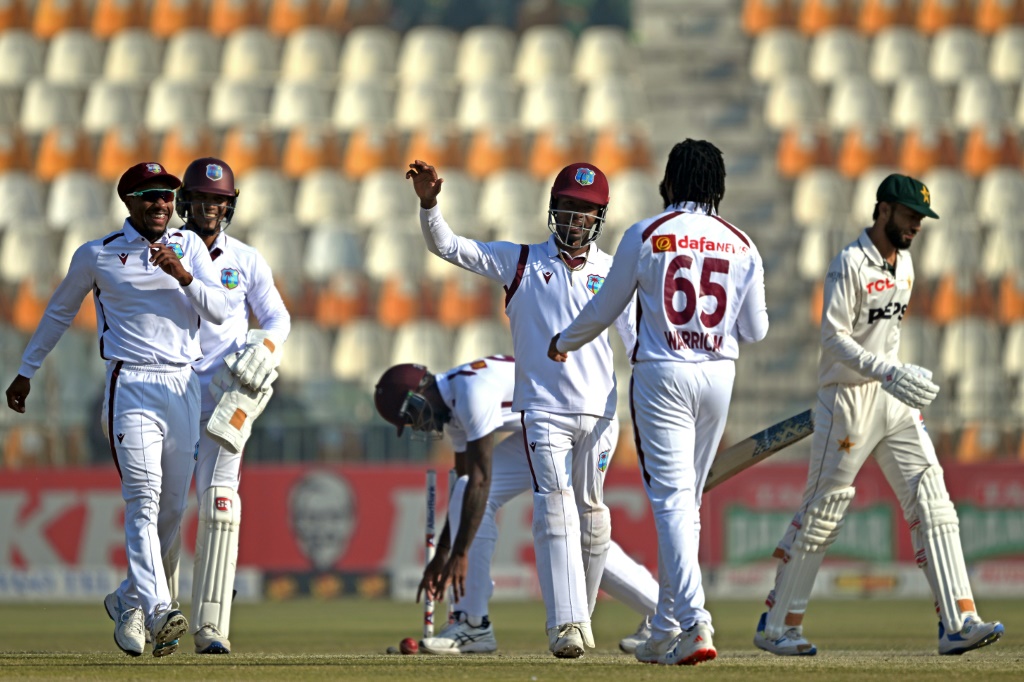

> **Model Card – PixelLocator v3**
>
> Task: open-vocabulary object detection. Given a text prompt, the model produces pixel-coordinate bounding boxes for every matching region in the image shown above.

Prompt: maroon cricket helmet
[175,157,239,227]
[374,363,430,436]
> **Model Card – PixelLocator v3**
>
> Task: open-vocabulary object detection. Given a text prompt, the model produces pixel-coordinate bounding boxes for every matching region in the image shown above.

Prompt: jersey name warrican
[664,330,723,352]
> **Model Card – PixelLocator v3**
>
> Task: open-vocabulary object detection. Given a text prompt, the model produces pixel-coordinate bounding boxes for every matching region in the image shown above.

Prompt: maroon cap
[550,162,609,206]
[374,363,430,436]
[117,162,182,200]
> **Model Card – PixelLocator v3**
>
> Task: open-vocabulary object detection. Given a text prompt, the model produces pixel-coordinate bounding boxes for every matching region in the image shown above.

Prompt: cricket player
[374,358,659,655]
[5,162,237,657]
[550,139,769,665]
[752,174,1003,656]
[407,160,634,657]
[160,157,290,654]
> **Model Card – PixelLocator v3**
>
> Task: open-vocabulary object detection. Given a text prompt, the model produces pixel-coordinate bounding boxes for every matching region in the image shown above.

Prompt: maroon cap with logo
[117,162,182,200]
[550,162,610,206]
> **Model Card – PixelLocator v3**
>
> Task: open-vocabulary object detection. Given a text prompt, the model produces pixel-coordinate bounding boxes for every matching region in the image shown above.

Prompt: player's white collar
[544,234,596,260]
[433,372,455,412]
[121,219,182,244]
[667,201,717,216]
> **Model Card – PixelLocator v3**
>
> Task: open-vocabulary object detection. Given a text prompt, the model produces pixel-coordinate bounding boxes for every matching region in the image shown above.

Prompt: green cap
[876,173,939,219]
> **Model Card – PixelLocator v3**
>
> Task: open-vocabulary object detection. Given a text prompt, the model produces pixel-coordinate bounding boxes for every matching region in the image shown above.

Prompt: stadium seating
[456,25,515,84]
[163,29,222,83]
[145,82,208,133]
[82,81,146,133]
[808,28,867,84]
[869,26,928,85]
[47,171,108,227]
[0,172,45,227]
[104,29,161,83]
[280,28,340,83]
[0,30,44,85]
[749,28,806,84]
[339,25,399,81]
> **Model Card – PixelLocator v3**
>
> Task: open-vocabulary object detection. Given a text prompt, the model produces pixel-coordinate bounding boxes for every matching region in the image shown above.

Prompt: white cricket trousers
[195,414,242,494]
[447,419,659,620]
[521,409,616,630]
[104,362,200,630]
[630,359,734,636]
[777,382,939,555]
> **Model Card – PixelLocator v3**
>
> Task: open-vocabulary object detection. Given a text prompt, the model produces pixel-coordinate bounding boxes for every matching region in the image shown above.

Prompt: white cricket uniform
[558,202,769,636]
[421,204,634,630]
[775,229,939,561]
[436,356,658,622]
[192,232,291,494]
[17,220,236,629]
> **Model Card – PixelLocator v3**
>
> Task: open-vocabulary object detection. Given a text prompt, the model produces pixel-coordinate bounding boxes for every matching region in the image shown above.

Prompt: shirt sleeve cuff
[420,204,442,220]
[17,364,36,379]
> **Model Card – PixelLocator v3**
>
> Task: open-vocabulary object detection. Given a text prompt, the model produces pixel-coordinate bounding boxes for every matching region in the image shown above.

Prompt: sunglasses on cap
[126,188,176,202]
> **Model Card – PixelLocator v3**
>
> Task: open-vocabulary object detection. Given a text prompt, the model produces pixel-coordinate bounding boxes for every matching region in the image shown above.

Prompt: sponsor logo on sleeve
[652,234,676,253]
[221,268,240,289]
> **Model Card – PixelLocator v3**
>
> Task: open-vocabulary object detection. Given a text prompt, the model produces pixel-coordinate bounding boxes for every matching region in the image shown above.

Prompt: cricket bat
[704,409,814,492]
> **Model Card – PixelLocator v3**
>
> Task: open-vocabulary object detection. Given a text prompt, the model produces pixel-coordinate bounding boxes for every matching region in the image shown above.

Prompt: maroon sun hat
[117,162,182,200]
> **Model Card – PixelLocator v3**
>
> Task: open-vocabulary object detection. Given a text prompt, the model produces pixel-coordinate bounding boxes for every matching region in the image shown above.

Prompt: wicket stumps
[424,469,437,639]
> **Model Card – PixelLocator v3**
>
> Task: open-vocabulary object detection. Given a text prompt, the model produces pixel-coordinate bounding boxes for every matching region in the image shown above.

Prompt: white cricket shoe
[114,607,145,657]
[105,592,151,643]
[633,632,678,664]
[753,612,817,656]
[547,622,590,658]
[663,622,717,666]
[618,616,652,654]
[420,615,497,654]
[195,624,232,654]
[151,607,188,658]
[938,615,1004,655]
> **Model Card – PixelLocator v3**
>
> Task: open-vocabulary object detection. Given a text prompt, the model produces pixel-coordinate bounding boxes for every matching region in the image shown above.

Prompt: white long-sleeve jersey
[193,232,291,417]
[434,354,520,451]
[19,221,237,377]
[421,204,634,418]
[818,229,914,388]
[558,203,768,363]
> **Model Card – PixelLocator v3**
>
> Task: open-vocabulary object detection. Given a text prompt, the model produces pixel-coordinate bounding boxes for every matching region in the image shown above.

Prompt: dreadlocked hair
[659,139,726,213]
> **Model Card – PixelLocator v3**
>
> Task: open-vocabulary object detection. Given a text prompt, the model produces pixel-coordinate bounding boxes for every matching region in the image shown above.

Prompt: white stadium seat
[519,77,577,132]
[889,75,946,132]
[269,81,332,131]
[764,75,822,131]
[145,81,207,132]
[277,321,332,382]
[390,320,453,372]
[0,172,45,228]
[851,167,899,221]
[580,76,646,131]
[397,26,457,84]
[302,220,363,281]
[354,169,412,227]
[573,26,633,83]
[47,171,108,228]
[452,320,513,366]
[605,168,662,229]
[331,319,393,387]
[208,81,270,129]
[979,225,1024,280]
[456,81,517,132]
[917,224,978,279]
[163,29,221,83]
[0,229,56,283]
[515,24,573,84]
[20,79,81,133]
[280,27,339,83]
[976,168,1024,227]
[749,28,807,85]
[929,27,986,85]
[231,170,294,228]
[339,25,399,82]
[294,169,356,226]
[953,76,1008,131]
[0,30,44,86]
[104,29,162,83]
[808,28,868,85]
[456,25,515,84]
[394,81,455,131]
[989,26,1024,84]
[870,27,928,86]
[82,81,145,133]
[221,28,280,83]
[898,318,941,372]
[244,226,305,291]
[921,168,974,225]
[331,80,391,131]
[363,227,424,282]
[44,29,103,86]
[792,168,850,228]
[939,317,1002,380]
[826,75,885,132]
[478,169,542,230]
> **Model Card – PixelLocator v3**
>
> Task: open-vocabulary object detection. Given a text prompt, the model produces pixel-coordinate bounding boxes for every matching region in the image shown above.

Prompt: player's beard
[884,215,913,250]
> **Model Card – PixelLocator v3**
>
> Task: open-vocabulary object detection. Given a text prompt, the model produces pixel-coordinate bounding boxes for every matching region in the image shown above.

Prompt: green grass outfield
[1,598,1021,681]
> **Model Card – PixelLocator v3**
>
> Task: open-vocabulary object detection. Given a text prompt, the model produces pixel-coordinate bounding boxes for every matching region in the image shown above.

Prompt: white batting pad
[192,486,241,637]
[913,465,974,633]
[765,486,855,639]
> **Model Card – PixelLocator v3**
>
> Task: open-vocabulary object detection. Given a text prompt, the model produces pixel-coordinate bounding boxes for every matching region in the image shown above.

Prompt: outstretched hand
[416,546,449,604]
[406,160,444,209]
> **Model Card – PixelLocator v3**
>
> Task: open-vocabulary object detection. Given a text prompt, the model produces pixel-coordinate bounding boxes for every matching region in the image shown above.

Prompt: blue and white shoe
[938,616,1004,655]
[195,624,231,654]
[151,607,188,658]
[105,592,151,643]
[753,612,817,656]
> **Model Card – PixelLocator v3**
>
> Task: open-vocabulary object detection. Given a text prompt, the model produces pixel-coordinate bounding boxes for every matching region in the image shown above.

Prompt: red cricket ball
[399,637,419,655]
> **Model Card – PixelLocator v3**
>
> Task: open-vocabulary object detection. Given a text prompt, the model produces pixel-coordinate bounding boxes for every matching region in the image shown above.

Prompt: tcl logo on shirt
[867,279,894,293]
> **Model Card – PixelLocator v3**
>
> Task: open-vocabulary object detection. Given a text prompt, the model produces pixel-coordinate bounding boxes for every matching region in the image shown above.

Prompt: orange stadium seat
[528,127,585,180]
[798,0,854,35]
[159,125,216,177]
[267,0,319,36]
[314,272,369,327]
[96,126,153,181]
[10,277,54,334]
[435,273,492,328]
[916,0,972,35]
[219,125,278,176]
[929,273,989,324]
[72,290,97,330]
[464,128,524,179]
[742,0,796,35]
[590,128,652,176]
[975,0,1024,34]
[954,424,1001,462]
[809,280,824,326]
[857,0,914,34]
[837,127,897,178]
[898,127,959,177]
[35,126,94,181]
[341,126,400,179]
[208,0,261,37]
[0,128,31,173]
[32,0,87,38]
[321,0,389,33]
[0,0,29,30]
[997,272,1024,323]
[282,126,340,178]
[376,275,429,329]
[91,0,145,38]
[961,125,1022,177]
[405,128,462,170]
[148,0,204,37]
[776,126,833,178]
